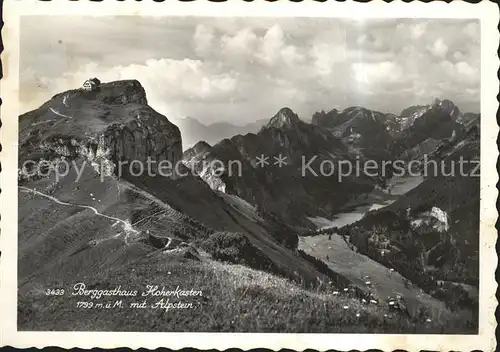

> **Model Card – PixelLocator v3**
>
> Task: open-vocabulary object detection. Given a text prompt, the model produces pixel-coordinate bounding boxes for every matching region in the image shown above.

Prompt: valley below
[308,175,424,229]
[299,175,450,320]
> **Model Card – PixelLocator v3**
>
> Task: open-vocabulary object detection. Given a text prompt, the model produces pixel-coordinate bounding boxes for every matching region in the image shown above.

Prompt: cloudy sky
[21,16,480,125]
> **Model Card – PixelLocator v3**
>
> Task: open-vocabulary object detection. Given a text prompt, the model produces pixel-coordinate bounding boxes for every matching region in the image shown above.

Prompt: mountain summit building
[82,77,101,91]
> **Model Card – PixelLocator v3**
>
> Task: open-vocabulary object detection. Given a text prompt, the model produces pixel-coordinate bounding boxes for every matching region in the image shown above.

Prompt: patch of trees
[297,249,351,289]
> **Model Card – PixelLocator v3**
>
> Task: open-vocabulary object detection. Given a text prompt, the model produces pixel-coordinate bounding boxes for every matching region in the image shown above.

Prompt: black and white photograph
[0,1,497,351]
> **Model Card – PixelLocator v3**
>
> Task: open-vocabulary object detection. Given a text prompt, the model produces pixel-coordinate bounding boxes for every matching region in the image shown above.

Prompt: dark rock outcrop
[311,109,342,128]
[391,100,464,157]
[312,106,400,160]
[262,107,302,130]
[431,98,461,119]
[183,140,212,160]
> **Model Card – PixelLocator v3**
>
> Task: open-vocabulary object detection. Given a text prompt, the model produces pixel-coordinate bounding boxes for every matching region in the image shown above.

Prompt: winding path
[49,107,73,119]
[32,119,56,126]
[19,186,138,244]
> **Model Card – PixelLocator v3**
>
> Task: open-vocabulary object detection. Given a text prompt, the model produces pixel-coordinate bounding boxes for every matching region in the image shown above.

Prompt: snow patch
[181,158,227,193]
[347,132,362,143]
[428,207,449,231]
[411,206,450,233]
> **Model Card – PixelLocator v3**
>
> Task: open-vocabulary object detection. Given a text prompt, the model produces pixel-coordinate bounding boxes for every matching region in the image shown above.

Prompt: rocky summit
[312,106,399,160]
[19,80,182,178]
[263,107,303,130]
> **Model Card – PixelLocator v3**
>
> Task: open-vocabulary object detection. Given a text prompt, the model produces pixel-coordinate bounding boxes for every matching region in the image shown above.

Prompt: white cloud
[465,87,479,98]
[309,42,346,75]
[441,60,479,85]
[217,24,303,68]
[280,45,305,66]
[453,51,465,61]
[429,38,449,58]
[221,28,258,57]
[193,24,215,57]
[259,24,285,64]
[463,22,479,38]
[455,61,478,78]
[356,34,368,45]
[351,61,403,86]
[411,23,427,39]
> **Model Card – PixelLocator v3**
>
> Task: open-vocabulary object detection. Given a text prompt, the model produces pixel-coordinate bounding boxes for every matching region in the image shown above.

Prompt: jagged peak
[192,140,212,151]
[183,140,212,159]
[181,116,206,124]
[400,98,461,119]
[263,107,302,130]
[343,106,367,113]
[432,97,457,108]
[431,98,460,118]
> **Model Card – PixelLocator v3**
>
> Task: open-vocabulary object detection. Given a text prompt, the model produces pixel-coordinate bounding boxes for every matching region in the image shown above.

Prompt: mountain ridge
[19,79,183,178]
[175,115,268,150]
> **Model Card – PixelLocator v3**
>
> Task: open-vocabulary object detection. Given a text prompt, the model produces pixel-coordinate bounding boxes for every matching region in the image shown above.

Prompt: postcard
[0,1,497,350]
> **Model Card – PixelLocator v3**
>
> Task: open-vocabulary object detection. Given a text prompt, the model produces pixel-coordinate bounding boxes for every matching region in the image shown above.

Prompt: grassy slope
[18,163,152,287]
[126,172,333,286]
[18,251,472,333]
[18,160,337,318]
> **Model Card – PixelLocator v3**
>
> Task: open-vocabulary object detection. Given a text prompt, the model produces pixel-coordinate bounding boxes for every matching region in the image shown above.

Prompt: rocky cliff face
[19,79,182,179]
[99,106,182,176]
[263,107,302,129]
[183,140,212,160]
[311,109,341,127]
[431,98,461,119]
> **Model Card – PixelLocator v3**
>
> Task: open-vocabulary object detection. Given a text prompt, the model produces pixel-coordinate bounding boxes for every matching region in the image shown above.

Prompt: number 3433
[45,288,65,296]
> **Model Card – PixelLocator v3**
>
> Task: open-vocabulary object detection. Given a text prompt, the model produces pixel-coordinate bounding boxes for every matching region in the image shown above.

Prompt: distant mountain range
[174,116,268,150]
[179,98,477,154]
[183,99,477,228]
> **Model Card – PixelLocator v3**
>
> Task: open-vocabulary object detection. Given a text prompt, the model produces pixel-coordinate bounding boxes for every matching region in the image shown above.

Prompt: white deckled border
[0,0,498,350]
